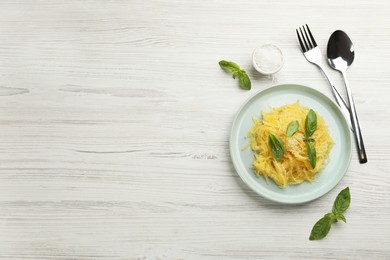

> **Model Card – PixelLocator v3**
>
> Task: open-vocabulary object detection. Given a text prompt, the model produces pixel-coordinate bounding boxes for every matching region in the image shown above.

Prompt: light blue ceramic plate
[230,84,352,204]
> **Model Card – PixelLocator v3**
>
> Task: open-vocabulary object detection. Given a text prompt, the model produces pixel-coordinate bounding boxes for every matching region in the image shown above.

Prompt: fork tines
[296,24,317,52]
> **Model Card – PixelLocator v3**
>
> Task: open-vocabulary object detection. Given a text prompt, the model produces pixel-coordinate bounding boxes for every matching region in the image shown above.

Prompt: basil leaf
[325,212,336,221]
[309,215,333,240]
[268,134,284,162]
[238,71,251,90]
[305,109,317,137]
[332,187,351,214]
[325,212,346,223]
[335,213,347,223]
[218,60,240,72]
[309,187,350,240]
[286,120,299,137]
[304,137,315,143]
[307,142,316,168]
[219,60,251,90]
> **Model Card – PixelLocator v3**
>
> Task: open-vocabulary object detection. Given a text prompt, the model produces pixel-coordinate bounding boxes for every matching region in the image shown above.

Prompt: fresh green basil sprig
[309,187,351,240]
[304,109,317,168]
[286,120,299,137]
[218,60,251,90]
[268,134,284,162]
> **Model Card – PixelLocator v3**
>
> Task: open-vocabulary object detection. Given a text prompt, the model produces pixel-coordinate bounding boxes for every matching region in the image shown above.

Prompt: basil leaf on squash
[268,134,284,162]
[286,120,299,137]
[307,142,316,168]
[305,109,317,137]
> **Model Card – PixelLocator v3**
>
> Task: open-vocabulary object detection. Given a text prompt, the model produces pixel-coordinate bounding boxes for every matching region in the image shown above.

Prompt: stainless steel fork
[296,24,351,122]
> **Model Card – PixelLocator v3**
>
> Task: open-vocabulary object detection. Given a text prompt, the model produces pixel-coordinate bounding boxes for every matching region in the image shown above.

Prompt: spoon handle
[341,71,368,163]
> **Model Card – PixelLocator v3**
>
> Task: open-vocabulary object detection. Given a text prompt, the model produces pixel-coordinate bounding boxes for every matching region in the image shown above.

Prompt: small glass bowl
[252,44,284,75]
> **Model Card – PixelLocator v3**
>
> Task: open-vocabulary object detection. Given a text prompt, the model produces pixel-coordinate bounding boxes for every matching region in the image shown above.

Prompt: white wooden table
[1,1,389,259]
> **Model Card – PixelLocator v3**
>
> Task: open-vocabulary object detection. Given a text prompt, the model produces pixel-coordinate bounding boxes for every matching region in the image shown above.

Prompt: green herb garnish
[268,134,284,162]
[305,109,317,137]
[307,142,317,169]
[309,187,350,240]
[332,186,351,216]
[304,109,318,168]
[219,60,251,90]
[286,120,299,137]
[304,137,315,143]
[309,215,333,241]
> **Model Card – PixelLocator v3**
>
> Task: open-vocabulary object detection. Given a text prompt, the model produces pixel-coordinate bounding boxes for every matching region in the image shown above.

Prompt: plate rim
[229,84,352,204]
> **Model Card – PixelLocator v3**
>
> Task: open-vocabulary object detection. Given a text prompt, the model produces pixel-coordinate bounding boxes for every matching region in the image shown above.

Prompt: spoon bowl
[327,30,355,69]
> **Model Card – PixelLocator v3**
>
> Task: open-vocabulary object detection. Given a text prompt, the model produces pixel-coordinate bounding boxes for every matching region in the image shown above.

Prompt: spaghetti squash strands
[247,102,333,188]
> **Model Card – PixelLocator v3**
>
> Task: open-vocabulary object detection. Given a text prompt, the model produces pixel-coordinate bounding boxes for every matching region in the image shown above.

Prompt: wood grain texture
[0,0,389,259]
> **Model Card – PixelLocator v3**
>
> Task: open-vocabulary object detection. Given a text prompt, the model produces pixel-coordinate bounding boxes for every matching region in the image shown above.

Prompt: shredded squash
[247,102,333,188]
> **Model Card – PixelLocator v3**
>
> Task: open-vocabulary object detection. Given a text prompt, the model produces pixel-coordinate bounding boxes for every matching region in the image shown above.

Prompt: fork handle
[317,65,351,122]
[341,71,367,164]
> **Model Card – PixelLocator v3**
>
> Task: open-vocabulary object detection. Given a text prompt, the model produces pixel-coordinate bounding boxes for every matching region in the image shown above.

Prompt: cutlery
[327,30,367,163]
[295,25,351,125]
